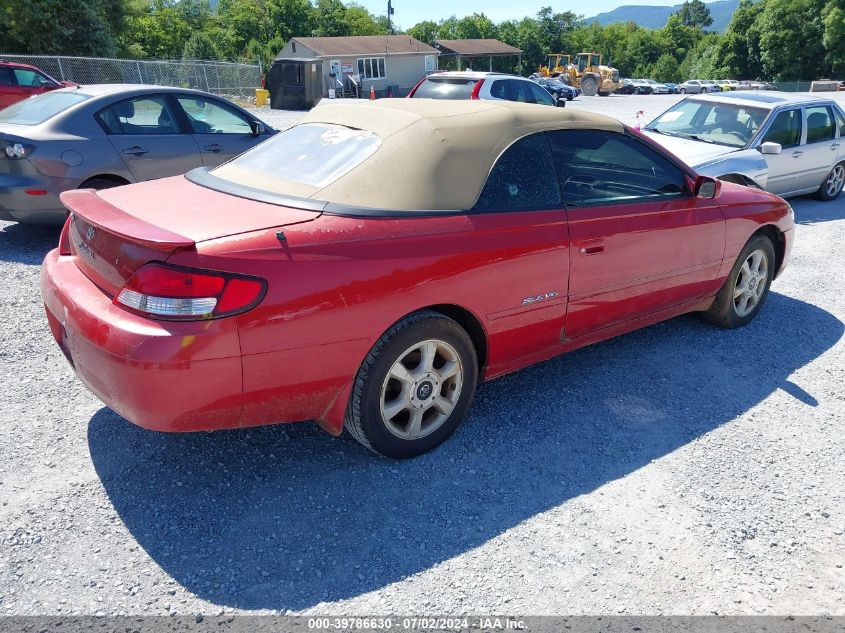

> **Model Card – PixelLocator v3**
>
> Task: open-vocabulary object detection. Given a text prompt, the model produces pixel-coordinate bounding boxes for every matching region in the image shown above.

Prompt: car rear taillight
[58,215,72,256]
[114,263,266,320]
[470,79,485,100]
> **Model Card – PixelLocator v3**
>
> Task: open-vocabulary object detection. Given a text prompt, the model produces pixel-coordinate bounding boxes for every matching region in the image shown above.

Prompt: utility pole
[387,0,394,35]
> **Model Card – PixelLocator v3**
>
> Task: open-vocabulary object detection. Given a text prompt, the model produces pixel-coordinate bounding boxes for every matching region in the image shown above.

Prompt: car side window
[805,106,835,144]
[0,67,15,85]
[528,82,556,106]
[473,133,561,212]
[834,108,845,136]
[96,96,180,135]
[547,129,686,207]
[490,79,534,103]
[761,109,801,148]
[175,96,252,134]
[12,68,48,87]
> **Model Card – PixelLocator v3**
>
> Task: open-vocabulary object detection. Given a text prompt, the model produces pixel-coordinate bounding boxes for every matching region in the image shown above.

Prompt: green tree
[822,0,845,75]
[212,0,272,59]
[313,0,351,36]
[650,52,682,82]
[713,0,765,79]
[535,7,580,53]
[406,20,438,44]
[676,0,714,29]
[455,13,497,40]
[757,0,828,80]
[345,4,386,36]
[0,0,117,55]
[266,0,313,41]
[182,30,220,60]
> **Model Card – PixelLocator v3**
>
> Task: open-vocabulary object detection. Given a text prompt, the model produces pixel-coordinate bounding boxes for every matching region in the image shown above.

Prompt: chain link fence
[0,54,261,99]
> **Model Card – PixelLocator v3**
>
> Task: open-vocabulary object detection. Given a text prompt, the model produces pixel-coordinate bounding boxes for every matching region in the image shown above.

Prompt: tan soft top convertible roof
[216,99,624,211]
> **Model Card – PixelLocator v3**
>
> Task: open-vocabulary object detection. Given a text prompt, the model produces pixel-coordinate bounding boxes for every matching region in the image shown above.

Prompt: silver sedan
[643,92,845,201]
[0,84,274,224]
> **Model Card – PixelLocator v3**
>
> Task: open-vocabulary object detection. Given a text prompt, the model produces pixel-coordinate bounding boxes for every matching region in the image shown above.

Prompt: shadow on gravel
[791,195,845,225]
[88,292,843,611]
[0,222,60,264]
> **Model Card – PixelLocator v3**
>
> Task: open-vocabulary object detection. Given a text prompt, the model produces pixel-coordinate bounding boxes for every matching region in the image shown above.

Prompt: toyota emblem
[86,226,95,241]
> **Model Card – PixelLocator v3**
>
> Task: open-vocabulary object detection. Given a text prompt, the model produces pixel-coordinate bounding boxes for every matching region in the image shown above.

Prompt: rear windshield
[212,122,380,190]
[412,77,478,100]
[0,91,89,125]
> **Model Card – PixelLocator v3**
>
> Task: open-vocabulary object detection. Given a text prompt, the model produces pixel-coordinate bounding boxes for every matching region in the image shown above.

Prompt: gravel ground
[1,93,844,617]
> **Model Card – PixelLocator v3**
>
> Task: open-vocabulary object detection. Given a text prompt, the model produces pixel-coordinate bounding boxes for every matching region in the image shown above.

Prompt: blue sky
[358,0,681,27]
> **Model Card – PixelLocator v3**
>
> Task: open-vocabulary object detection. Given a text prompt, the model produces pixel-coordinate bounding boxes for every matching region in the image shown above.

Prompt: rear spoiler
[60,189,195,248]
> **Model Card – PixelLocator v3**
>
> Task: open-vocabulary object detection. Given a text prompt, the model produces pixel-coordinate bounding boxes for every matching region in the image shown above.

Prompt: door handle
[830,143,840,150]
[791,150,804,157]
[123,146,148,156]
[204,144,224,153]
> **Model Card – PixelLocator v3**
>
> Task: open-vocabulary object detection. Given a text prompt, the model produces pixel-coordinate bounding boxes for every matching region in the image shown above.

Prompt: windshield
[0,91,89,125]
[212,123,380,193]
[412,77,478,100]
[646,99,768,148]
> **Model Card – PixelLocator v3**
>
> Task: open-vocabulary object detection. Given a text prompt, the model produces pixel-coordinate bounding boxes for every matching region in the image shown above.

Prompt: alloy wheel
[733,249,769,317]
[380,339,463,440]
[825,164,844,198]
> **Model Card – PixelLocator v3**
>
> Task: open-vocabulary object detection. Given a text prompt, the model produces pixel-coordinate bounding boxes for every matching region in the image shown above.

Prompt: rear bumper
[0,173,70,224]
[40,249,245,432]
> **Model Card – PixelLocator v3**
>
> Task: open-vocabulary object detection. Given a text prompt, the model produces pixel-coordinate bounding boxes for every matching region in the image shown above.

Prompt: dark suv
[0,61,71,109]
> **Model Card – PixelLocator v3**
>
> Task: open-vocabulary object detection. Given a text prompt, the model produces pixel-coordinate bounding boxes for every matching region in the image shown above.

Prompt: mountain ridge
[587,0,739,32]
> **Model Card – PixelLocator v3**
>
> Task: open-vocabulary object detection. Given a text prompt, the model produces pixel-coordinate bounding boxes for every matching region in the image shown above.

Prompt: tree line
[0,0,842,81]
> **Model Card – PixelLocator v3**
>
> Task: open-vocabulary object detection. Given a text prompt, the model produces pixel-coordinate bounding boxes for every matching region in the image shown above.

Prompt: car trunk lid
[61,175,321,296]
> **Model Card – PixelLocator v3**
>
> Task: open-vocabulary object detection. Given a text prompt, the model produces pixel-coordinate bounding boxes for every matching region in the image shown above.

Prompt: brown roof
[435,39,522,56]
[214,100,621,211]
[288,35,437,57]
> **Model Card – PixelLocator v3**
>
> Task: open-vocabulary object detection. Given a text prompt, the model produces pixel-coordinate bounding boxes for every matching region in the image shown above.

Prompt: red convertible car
[41,100,794,458]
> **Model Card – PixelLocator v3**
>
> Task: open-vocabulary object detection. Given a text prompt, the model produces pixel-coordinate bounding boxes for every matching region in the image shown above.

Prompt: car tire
[345,310,478,458]
[814,161,845,201]
[79,176,128,191]
[704,234,776,329]
[679,88,686,94]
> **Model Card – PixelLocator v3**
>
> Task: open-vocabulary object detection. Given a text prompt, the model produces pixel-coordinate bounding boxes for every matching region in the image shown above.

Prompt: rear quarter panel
[167,210,571,427]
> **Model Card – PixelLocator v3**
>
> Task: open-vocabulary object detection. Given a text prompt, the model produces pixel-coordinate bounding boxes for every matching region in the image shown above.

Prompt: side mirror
[250,120,266,136]
[760,141,782,155]
[694,175,721,199]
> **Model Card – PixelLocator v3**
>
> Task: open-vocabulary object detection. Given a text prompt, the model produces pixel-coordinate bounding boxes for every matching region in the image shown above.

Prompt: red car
[0,61,72,109]
[41,100,794,458]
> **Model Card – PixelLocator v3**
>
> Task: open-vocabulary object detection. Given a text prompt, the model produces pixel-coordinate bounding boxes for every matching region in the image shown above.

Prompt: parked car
[645,79,672,94]
[678,80,709,94]
[617,78,640,95]
[409,71,557,107]
[663,82,680,94]
[701,80,722,92]
[715,80,736,91]
[643,92,845,200]
[41,99,794,458]
[751,81,776,91]
[0,84,274,224]
[632,79,654,94]
[0,60,75,109]
[531,76,579,102]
